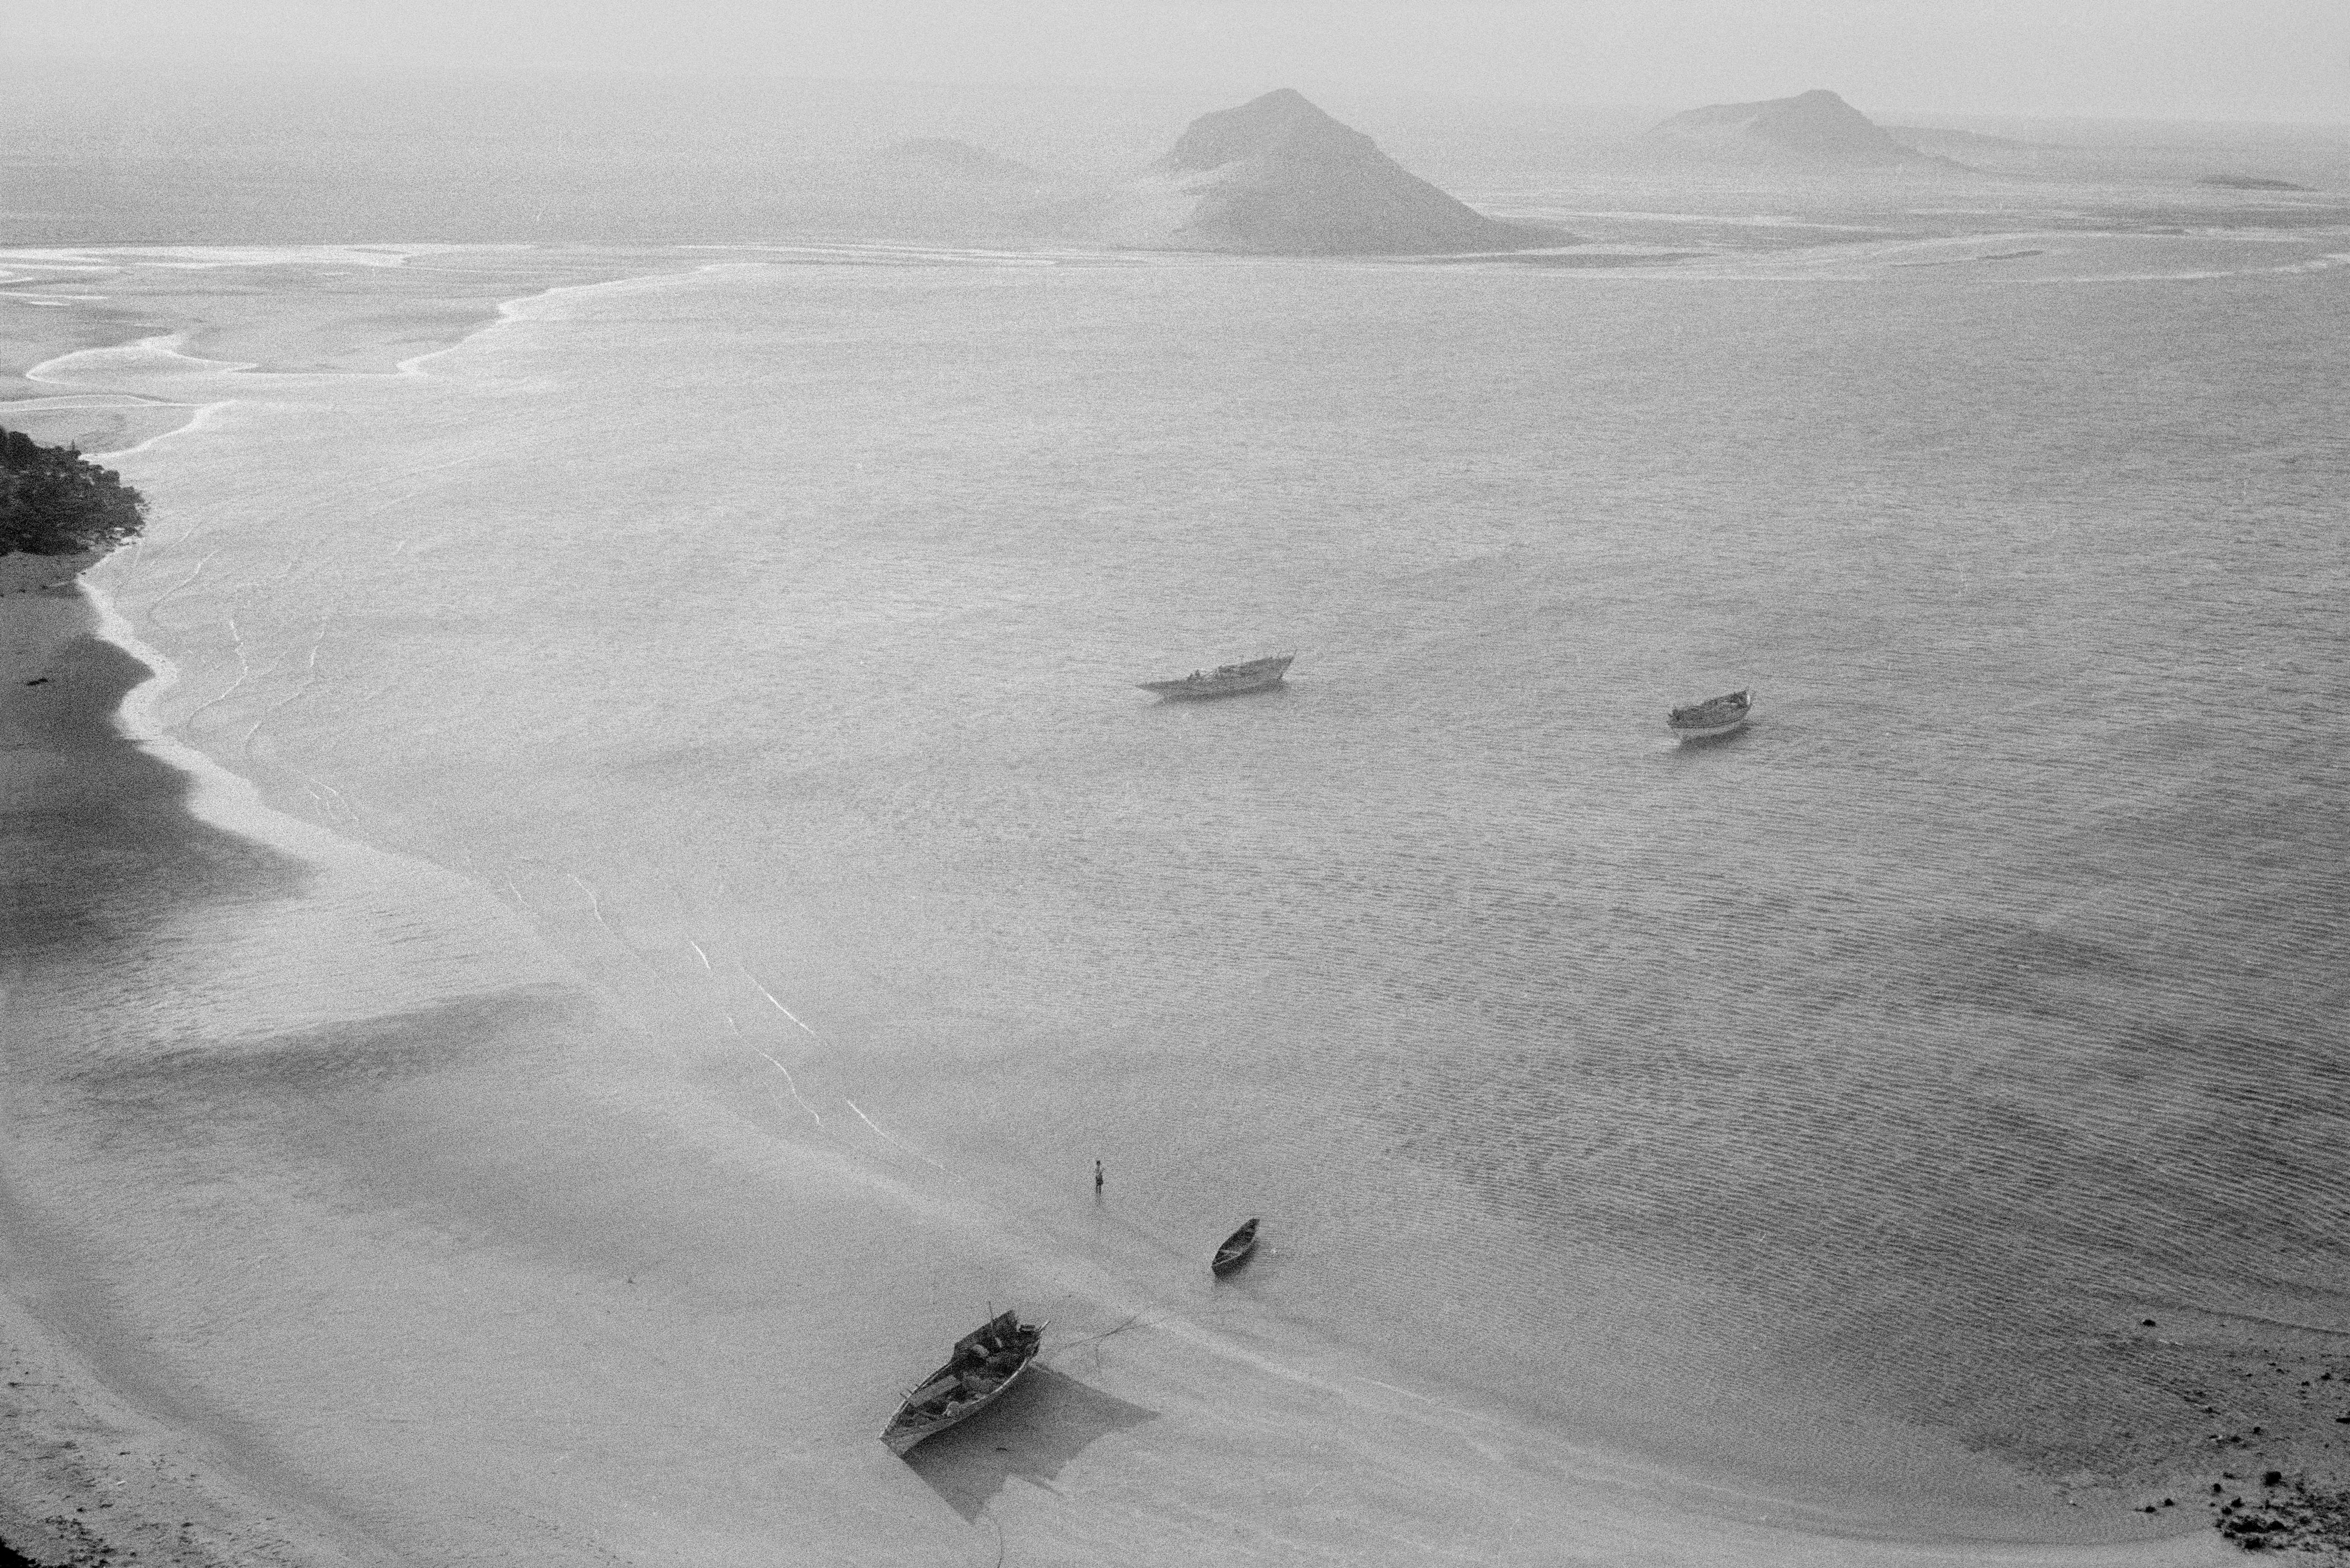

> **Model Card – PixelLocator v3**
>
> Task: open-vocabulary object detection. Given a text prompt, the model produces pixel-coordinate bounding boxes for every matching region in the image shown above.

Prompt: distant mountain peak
[1101,88,1558,255]
[1159,87,1368,175]
[1651,88,1925,166]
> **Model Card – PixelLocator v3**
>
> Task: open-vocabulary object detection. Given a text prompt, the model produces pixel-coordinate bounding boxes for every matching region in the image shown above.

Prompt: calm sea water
[16,183,2350,1561]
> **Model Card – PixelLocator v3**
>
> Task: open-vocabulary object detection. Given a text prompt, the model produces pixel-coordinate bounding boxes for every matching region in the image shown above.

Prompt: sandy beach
[0,588,363,1568]
[8,239,2338,1564]
[0,251,626,1565]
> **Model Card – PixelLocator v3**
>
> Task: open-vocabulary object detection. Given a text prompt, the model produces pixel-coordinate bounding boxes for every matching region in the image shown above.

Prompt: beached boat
[1667,688,1752,741]
[881,1310,1046,1458]
[1211,1218,1261,1277]
[1139,654,1294,700]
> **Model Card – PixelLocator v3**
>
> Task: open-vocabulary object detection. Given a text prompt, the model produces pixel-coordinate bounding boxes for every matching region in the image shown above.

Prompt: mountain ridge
[1099,88,1559,255]
[1649,89,1935,167]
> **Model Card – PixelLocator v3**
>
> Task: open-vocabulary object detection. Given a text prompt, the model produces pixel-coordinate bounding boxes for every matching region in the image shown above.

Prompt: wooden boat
[1211,1217,1261,1277]
[1139,654,1294,700]
[1667,688,1752,741]
[881,1310,1046,1457]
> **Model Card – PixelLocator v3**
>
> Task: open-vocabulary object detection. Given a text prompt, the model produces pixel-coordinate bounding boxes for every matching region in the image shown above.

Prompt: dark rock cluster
[2204,1472,2350,1553]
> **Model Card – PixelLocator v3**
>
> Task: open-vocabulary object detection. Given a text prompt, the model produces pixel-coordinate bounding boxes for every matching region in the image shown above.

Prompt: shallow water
[8,194,2350,1562]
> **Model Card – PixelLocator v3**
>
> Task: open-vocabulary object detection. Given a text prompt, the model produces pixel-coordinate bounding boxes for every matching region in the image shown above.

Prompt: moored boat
[1211,1217,1261,1277]
[1667,688,1752,741]
[1139,653,1294,700]
[881,1310,1046,1457]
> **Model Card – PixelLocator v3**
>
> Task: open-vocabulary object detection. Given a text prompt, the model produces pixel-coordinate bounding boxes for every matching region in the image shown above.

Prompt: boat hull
[882,1355,1038,1457]
[1211,1219,1261,1276]
[1142,672,1287,700]
[881,1313,1046,1458]
[1669,713,1750,741]
[1667,689,1753,741]
[1140,654,1295,701]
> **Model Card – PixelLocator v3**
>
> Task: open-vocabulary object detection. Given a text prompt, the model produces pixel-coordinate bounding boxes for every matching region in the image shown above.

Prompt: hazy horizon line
[5,54,2346,134]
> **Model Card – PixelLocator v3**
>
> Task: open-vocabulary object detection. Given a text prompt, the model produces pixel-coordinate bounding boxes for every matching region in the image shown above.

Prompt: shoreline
[0,588,364,1568]
[0,254,648,1568]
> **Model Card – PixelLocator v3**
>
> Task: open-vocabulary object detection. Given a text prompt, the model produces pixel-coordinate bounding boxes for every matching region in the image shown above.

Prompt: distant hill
[873,138,1040,185]
[1648,89,1930,167]
[1095,89,1558,255]
[2198,173,2314,192]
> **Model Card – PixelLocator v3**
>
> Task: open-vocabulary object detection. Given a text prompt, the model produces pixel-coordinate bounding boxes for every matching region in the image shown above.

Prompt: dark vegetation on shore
[0,427,147,558]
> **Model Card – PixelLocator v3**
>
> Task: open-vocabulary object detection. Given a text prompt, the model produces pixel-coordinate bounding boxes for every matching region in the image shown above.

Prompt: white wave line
[752,1049,822,1123]
[177,611,255,727]
[728,968,835,1126]
[688,940,714,973]
[228,612,333,756]
[145,549,217,620]
[290,768,357,826]
[94,398,229,460]
[843,1098,948,1170]
[745,974,825,1043]
[1354,1375,1446,1407]
[25,331,183,383]
[567,873,613,933]
[238,661,321,745]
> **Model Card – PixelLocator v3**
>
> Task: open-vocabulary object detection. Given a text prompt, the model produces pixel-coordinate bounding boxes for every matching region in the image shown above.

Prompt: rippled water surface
[32,205,2350,1555]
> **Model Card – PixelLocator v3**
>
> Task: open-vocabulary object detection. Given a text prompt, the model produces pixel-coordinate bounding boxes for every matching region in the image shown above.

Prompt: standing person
[1094,1159,1104,1191]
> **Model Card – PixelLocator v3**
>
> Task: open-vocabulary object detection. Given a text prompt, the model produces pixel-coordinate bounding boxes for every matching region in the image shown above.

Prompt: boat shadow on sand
[901,1365,1159,1521]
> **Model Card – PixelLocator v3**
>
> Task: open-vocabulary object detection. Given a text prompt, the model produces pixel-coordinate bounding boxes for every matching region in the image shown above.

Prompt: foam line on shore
[89,398,228,460]
[53,387,433,876]
[24,332,256,386]
[52,386,282,851]
[84,575,384,878]
[0,242,452,273]
[390,262,741,376]
[6,246,720,406]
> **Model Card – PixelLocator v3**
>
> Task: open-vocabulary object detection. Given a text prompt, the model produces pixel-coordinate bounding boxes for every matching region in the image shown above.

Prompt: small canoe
[881,1310,1046,1457]
[1668,688,1752,741]
[1212,1217,1261,1277]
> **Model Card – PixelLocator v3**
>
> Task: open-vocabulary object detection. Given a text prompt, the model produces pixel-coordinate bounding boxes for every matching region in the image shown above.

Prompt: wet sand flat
[0,246,718,454]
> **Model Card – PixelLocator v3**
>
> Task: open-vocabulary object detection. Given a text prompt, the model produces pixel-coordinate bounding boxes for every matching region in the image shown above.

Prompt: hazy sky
[10,0,2347,122]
